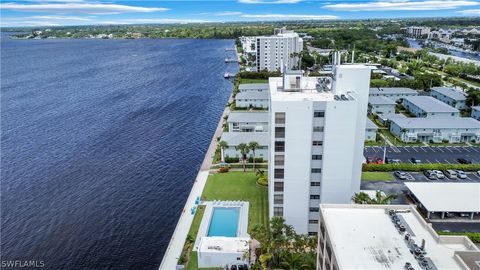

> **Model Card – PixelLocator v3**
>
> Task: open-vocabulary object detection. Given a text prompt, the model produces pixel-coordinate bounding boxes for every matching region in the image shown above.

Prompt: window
[313,126,324,132]
[309,219,319,224]
[312,155,322,160]
[274,169,284,179]
[275,127,285,138]
[309,207,319,212]
[314,111,325,118]
[310,195,320,200]
[308,232,317,236]
[311,168,322,173]
[274,155,285,166]
[274,182,284,191]
[312,141,323,146]
[275,112,286,124]
[274,194,283,204]
[275,141,285,152]
[311,182,320,186]
[274,207,283,216]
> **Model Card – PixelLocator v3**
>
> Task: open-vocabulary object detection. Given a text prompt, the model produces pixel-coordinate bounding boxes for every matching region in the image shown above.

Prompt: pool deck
[159,92,232,270]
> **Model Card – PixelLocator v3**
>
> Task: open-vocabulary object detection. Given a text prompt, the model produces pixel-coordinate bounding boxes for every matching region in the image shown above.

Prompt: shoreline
[159,88,233,269]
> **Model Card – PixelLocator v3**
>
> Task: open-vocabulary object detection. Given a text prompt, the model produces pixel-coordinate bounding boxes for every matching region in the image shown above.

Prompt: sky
[1,0,480,27]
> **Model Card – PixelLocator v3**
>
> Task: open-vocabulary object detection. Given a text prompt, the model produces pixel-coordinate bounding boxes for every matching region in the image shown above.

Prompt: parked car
[366,157,374,164]
[445,212,455,218]
[456,170,467,179]
[410,158,422,164]
[444,170,457,179]
[459,213,470,218]
[433,170,445,179]
[394,171,407,180]
[423,170,436,180]
[477,170,480,177]
[457,158,472,164]
[375,158,384,164]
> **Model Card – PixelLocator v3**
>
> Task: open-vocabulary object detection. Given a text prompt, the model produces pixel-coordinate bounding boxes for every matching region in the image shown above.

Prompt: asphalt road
[364,146,480,164]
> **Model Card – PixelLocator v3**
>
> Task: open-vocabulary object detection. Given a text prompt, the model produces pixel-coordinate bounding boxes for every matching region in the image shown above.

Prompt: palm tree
[370,190,397,204]
[218,140,228,162]
[248,141,259,172]
[351,192,372,204]
[235,143,250,172]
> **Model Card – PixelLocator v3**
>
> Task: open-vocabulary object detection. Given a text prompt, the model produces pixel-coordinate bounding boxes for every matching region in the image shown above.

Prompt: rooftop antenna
[352,44,356,64]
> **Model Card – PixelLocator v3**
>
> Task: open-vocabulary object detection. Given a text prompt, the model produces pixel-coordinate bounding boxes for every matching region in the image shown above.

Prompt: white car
[456,170,467,179]
[477,170,480,177]
[433,170,445,179]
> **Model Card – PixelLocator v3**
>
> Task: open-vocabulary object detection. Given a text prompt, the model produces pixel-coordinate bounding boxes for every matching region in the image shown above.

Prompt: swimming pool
[207,207,240,237]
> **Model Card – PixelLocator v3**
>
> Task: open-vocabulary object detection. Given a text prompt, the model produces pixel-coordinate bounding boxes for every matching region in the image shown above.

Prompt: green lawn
[239,78,268,84]
[361,172,395,181]
[202,171,269,231]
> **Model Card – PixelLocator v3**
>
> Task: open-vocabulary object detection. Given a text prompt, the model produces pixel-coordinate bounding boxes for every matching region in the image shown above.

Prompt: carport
[405,182,480,220]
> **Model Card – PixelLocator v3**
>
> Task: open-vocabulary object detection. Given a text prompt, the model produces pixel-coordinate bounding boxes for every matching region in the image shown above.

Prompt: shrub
[218,166,229,173]
[224,156,240,163]
[363,163,480,172]
[256,176,268,186]
[248,157,264,163]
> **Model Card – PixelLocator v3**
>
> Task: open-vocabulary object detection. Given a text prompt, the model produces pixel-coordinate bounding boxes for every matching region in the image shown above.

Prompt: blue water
[0,35,238,269]
[207,208,240,237]
[407,38,480,61]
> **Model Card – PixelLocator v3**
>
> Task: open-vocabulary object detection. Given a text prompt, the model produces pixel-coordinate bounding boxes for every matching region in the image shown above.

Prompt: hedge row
[224,157,264,163]
[363,163,480,172]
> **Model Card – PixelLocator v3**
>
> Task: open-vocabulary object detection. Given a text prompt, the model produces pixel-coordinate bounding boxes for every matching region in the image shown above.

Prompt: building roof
[472,106,480,112]
[403,96,459,113]
[198,237,249,254]
[227,111,268,123]
[238,83,269,91]
[390,117,480,129]
[221,132,269,146]
[320,204,478,270]
[369,87,418,96]
[378,113,407,121]
[368,96,396,105]
[431,87,466,101]
[236,90,270,100]
[405,182,480,212]
[366,118,378,130]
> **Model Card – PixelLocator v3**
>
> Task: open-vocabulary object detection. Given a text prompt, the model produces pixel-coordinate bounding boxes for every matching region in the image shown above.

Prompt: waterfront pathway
[159,98,231,269]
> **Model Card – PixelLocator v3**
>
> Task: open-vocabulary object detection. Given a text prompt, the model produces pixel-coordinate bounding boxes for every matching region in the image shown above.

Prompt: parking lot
[364,146,480,164]
[400,171,480,182]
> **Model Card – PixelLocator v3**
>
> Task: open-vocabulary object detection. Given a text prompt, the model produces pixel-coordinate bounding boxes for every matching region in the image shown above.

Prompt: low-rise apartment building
[368,96,396,114]
[430,87,467,110]
[239,36,256,54]
[389,117,480,143]
[402,96,460,118]
[365,118,378,141]
[471,106,480,120]
[227,111,268,132]
[406,26,431,37]
[235,91,269,109]
[317,204,479,270]
[238,83,269,93]
[220,132,269,160]
[369,87,418,102]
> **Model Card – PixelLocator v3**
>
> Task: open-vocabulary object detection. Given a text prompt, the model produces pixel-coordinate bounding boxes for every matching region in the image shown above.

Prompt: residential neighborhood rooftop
[369,87,417,95]
[471,106,480,111]
[238,83,269,91]
[220,132,269,145]
[403,96,460,113]
[368,96,396,105]
[226,111,268,123]
[431,87,466,101]
[405,182,480,212]
[390,117,480,129]
[235,90,270,100]
[378,113,407,120]
[320,204,478,270]
[366,118,378,129]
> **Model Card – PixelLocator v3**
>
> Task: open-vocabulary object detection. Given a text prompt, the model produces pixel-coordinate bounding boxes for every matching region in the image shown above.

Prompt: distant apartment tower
[256,28,303,72]
[268,63,371,234]
[240,36,257,54]
[406,26,431,37]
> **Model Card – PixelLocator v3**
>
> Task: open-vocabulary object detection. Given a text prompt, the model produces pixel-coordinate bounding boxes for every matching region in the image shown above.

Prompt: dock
[224,72,236,79]
[225,58,238,63]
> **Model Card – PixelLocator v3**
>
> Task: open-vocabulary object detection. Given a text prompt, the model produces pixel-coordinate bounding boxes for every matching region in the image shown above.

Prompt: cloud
[0,17,212,27]
[241,14,338,20]
[457,9,480,15]
[0,2,169,14]
[214,11,243,16]
[323,0,479,11]
[238,0,302,4]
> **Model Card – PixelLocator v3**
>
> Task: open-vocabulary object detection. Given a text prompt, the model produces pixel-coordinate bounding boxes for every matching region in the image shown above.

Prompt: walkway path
[159,95,232,270]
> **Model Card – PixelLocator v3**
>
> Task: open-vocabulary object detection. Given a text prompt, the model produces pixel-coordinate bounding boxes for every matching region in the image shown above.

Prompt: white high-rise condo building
[256,28,303,72]
[268,64,372,234]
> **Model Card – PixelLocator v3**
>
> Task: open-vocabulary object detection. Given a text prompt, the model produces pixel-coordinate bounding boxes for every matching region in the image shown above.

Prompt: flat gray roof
[238,83,269,91]
[366,118,378,130]
[236,91,270,100]
[220,132,269,146]
[390,117,480,129]
[403,96,459,113]
[405,182,480,212]
[369,87,418,95]
[227,111,268,123]
[431,87,466,101]
[472,106,480,112]
[378,113,407,121]
[368,96,396,105]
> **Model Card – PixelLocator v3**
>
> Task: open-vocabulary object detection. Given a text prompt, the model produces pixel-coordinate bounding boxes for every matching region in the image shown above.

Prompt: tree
[351,191,372,204]
[218,140,228,162]
[352,191,396,204]
[235,143,250,172]
[249,141,260,172]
